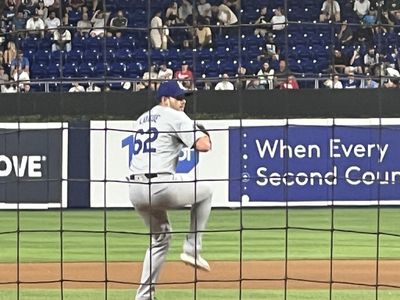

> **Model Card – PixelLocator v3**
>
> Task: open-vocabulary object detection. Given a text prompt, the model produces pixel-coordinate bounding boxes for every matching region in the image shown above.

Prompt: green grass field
[0,208,399,299]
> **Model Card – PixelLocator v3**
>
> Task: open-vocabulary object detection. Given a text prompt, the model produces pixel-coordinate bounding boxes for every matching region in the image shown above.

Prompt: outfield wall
[1,119,400,209]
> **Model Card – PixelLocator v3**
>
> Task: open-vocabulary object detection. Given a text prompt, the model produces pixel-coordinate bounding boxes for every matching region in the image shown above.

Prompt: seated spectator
[165,1,182,26]
[354,0,371,20]
[69,82,85,92]
[158,64,173,80]
[224,0,240,13]
[280,74,299,89]
[10,50,29,74]
[36,1,49,20]
[337,20,353,45]
[0,65,10,93]
[150,11,163,49]
[44,11,60,33]
[2,79,18,93]
[383,78,399,88]
[235,66,250,90]
[68,0,87,12]
[355,23,374,46]
[345,48,364,74]
[175,61,193,89]
[52,27,72,52]
[90,9,110,37]
[253,6,268,37]
[364,47,380,75]
[5,0,20,10]
[270,7,286,31]
[258,32,280,61]
[20,0,37,18]
[343,72,359,88]
[86,82,101,92]
[215,73,235,90]
[12,65,29,90]
[2,4,17,31]
[197,0,212,24]
[3,41,17,67]
[213,3,238,28]
[76,12,91,37]
[274,59,291,87]
[194,20,212,48]
[247,78,265,89]
[363,73,379,88]
[139,64,158,90]
[178,0,193,23]
[327,49,349,73]
[25,13,45,37]
[320,0,341,22]
[257,62,275,89]
[109,10,127,34]
[323,74,343,88]
[12,11,26,37]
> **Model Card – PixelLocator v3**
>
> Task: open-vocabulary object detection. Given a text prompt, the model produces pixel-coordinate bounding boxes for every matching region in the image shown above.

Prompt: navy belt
[130,174,158,180]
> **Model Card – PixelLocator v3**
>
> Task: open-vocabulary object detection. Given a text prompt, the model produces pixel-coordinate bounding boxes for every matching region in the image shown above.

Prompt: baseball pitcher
[129,80,213,300]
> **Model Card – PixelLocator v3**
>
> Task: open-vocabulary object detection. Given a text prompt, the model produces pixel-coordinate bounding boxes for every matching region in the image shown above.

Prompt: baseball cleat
[180,252,211,272]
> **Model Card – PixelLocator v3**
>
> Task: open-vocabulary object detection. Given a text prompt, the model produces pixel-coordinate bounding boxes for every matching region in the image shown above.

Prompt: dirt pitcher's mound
[0,260,399,289]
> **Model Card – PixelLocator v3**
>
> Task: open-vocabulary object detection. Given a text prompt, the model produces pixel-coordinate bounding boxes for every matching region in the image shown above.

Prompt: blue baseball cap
[156,80,191,100]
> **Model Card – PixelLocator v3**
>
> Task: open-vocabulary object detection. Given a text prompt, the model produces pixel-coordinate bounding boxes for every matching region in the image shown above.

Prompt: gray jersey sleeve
[173,112,207,148]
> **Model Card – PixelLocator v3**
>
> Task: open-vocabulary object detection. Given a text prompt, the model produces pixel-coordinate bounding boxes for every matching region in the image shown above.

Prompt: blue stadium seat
[30,63,48,79]
[65,49,83,64]
[86,37,102,51]
[108,62,127,77]
[47,63,61,78]
[78,63,96,78]
[34,49,51,64]
[50,50,65,65]
[62,62,78,78]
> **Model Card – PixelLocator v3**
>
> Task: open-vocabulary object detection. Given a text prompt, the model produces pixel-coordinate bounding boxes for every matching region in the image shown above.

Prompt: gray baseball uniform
[129,105,213,300]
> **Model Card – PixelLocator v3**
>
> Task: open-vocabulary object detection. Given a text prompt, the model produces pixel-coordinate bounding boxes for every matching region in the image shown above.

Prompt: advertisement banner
[229,125,400,203]
[0,128,63,204]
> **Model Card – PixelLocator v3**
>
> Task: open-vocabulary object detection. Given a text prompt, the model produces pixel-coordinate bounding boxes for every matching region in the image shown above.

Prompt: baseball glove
[196,123,210,137]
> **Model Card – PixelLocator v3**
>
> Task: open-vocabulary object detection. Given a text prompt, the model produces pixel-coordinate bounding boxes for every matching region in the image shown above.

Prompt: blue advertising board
[229,125,400,202]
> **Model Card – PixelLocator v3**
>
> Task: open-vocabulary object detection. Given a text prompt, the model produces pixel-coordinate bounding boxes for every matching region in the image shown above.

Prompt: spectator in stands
[215,73,235,90]
[323,74,343,88]
[157,63,173,80]
[90,9,110,37]
[44,11,60,33]
[363,73,379,88]
[343,72,359,88]
[257,62,275,89]
[139,64,158,90]
[253,6,268,37]
[36,0,49,20]
[257,32,280,61]
[109,10,127,35]
[178,0,193,24]
[3,41,17,68]
[10,50,29,74]
[2,3,17,31]
[12,10,27,37]
[354,0,371,20]
[280,74,299,89]
[76,12,91,37]
[213,2,238,35]
[25,13,45,37]
[150,11,163,49]
[175,61,193,89]
[224,0,241,13]
[20,0,37,18]
[52,27,72,52]
[320,0,341,22]
[86,82,101,92]
[383,78,399,88]
[364,47,380,75]
[270,7,287,31]
[355,23,374,46]
[337,20,353,45]
[274,59,291,87]
[2,79,18,93]
[0,65,10,93]
[194,20,212,48]
[235,66,250,90]
[5,0,20,10]
[69,81,85,92]
[246,78,265,89]
[346,47,364,74]
[161,22,174,50]
[197,0,212,24]
[68,0,87,12]
[12,64,29,90]
[165,1,182,26]
[329,49,349,73]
